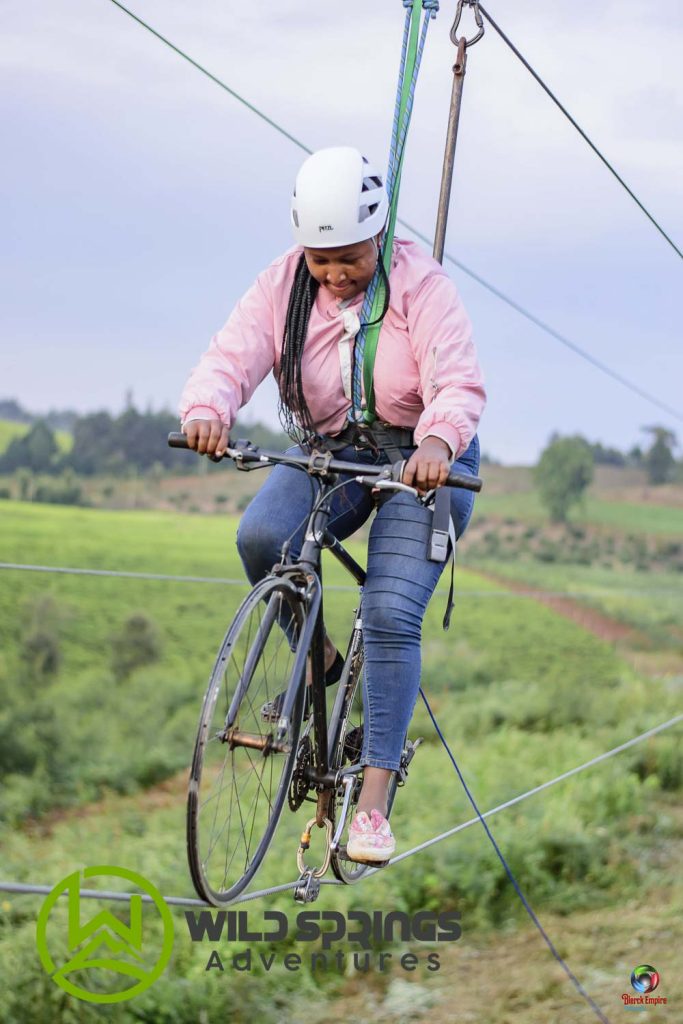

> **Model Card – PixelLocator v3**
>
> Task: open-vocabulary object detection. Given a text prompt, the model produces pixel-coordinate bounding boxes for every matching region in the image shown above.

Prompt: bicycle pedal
[342,852,390,868]
[337,842,391,868]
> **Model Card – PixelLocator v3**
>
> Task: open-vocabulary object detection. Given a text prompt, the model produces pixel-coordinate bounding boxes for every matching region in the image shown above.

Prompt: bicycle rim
[187,576,306,904]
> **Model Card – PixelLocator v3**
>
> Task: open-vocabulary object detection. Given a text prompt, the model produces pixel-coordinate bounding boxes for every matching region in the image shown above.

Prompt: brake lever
[353,475,419,498]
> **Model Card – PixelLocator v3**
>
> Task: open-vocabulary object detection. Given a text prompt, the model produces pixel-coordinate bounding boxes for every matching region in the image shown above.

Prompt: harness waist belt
[322,422,415,453]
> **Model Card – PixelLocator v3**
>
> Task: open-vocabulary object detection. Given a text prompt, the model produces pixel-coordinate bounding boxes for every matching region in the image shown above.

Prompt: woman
[179,146,486,863]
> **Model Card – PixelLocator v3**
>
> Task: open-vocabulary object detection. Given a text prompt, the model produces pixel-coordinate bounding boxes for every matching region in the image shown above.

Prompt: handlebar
[167,432,483,493]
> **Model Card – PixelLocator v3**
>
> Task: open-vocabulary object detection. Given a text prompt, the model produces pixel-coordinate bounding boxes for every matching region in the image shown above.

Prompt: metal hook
[451,0,484,47]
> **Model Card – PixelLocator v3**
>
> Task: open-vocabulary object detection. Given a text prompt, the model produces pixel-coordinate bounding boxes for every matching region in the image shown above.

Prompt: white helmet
[290,146,388,248]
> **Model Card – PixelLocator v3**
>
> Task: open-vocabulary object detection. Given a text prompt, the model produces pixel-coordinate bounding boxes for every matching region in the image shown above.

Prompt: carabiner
[451,0,484,47]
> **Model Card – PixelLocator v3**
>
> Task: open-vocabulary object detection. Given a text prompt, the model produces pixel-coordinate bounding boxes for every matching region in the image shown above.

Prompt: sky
[1,0,681,463]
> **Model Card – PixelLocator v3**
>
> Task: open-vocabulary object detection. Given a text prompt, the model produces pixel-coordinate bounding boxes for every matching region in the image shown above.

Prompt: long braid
[278,253,320,448]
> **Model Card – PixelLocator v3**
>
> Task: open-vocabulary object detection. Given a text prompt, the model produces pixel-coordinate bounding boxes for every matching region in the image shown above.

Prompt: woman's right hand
[183,418,230,458]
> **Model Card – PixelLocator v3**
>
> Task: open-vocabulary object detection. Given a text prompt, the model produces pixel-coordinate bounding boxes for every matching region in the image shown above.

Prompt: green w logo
[36,865,174,1004]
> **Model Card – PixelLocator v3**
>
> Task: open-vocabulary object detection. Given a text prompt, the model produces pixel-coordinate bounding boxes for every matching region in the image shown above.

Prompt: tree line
[0,401,679,513]
[0,403,290,476]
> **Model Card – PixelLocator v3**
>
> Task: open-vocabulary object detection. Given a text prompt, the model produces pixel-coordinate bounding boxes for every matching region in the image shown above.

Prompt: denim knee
[362,590,423,648]
[235,508,285,579]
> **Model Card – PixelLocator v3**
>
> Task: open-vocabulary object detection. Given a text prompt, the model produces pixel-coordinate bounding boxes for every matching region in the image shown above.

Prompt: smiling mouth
[329,282,352,292]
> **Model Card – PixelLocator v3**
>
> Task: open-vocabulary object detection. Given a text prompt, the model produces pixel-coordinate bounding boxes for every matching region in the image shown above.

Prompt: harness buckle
[429,529,450,562]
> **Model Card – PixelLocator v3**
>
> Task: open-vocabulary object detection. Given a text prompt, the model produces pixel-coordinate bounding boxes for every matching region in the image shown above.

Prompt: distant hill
[0,398,78,432]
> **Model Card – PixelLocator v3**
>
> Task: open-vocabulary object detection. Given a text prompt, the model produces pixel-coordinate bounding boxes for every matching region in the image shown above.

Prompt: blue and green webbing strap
[350,0,439,425]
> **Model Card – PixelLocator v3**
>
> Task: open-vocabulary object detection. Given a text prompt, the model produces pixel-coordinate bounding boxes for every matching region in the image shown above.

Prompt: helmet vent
[362,175,383,191]
[358,202,379,222]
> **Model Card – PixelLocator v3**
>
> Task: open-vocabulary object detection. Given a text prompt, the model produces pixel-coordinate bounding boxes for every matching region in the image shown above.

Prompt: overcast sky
[1,0,681,463]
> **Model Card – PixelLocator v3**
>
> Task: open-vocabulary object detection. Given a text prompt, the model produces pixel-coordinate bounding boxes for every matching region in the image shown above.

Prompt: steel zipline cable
[477,3,683,262]
[2,710,681,908]
[103,0,683,425]
[1,561,681,600]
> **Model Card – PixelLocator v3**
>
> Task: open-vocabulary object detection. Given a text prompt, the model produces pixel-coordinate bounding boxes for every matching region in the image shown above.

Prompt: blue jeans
[236,434,480,772]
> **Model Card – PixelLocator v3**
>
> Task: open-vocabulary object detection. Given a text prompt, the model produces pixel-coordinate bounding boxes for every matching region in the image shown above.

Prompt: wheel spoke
[188,581,305,902]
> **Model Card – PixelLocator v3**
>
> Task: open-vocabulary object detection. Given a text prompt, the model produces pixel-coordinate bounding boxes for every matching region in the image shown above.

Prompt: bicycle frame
[269,471,367,815]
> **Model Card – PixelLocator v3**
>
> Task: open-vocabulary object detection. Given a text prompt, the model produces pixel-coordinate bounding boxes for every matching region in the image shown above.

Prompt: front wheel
[187,575,308,905]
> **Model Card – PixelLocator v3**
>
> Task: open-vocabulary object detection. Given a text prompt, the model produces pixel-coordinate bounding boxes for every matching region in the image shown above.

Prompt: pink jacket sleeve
[179,271,277,430]
[407,271,486,459]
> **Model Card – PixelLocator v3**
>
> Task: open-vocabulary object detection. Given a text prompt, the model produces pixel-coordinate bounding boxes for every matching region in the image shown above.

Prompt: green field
[475,488,683,535]
[1,501,682,1022]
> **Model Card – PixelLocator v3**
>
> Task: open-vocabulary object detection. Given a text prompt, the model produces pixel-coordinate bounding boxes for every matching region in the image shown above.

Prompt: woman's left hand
[402,437,452,494]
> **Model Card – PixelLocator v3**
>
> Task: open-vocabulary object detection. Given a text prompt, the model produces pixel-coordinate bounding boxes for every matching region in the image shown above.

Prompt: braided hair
[277,250,392,448]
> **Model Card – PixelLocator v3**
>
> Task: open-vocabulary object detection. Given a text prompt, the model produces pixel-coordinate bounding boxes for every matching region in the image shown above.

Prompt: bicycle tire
[187,575,308,905]
[329,638,399,883]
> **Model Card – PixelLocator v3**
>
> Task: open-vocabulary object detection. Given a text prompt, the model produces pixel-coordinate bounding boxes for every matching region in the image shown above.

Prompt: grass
[467,556,683,651]
[1,500,682,1021]
[475,490,683,535]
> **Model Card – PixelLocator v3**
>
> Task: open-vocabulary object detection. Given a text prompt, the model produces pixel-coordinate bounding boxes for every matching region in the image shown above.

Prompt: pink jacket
[179,237,486,458]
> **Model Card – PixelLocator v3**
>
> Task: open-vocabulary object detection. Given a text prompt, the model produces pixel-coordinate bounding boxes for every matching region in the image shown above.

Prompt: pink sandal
[346,808,396,863]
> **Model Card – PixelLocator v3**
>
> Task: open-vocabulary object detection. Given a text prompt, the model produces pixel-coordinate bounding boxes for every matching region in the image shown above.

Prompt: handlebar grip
[446,471,482,492]
[168,432,190,449]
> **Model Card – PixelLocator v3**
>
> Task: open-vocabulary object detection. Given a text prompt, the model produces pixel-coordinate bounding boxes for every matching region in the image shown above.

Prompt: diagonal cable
[104,0,683,423]
[478,3,683,261]
[398,218,683,423]
[107,0,312,155]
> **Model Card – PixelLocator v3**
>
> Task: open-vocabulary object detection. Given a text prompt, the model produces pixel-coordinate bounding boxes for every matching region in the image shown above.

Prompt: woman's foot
[356,765,393,819]
[346,808,395,863]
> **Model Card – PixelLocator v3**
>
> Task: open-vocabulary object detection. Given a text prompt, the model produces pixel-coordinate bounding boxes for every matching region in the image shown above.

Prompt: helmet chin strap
[370,232,383,259]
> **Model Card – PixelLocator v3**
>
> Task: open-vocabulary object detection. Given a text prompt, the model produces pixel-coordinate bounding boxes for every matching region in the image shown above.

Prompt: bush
[535,540,560,563]
[17,595,67,683]
[110,612,162,681]
[630,737,683,791]
[20,628,61,679]
[534,434,594,523]
[32,471,87,506]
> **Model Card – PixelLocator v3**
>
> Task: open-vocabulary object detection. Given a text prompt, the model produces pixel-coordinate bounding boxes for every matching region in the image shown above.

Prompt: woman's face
[303,236,379,300]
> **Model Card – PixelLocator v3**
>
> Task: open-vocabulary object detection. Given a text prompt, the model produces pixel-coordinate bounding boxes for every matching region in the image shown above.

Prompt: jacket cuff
[418,425,461,462]
[180,405,227,428]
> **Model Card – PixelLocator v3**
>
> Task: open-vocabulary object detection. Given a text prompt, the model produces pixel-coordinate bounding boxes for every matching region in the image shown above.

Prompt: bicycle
[167,432,482,906]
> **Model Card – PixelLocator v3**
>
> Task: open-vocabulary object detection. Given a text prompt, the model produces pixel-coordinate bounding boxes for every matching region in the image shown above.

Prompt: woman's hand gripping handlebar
[167,432,483,493]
